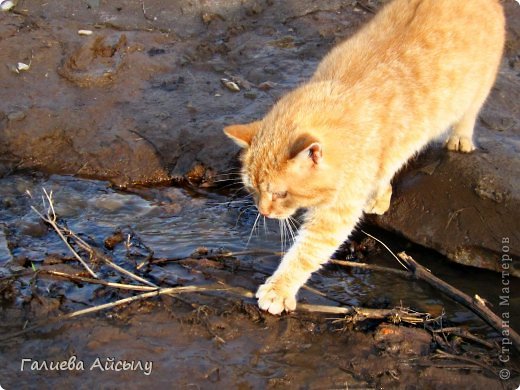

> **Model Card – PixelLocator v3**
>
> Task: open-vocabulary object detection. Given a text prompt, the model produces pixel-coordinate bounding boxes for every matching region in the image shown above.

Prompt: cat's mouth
[256,207,294,221]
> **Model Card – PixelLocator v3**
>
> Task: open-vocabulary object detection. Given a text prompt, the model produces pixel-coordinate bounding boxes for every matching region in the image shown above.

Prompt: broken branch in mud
[397,251,520,352]
[30,189,98,279]
[43,270,158,292]
[432,327,495,349]
[60,226,158,288]
[329,259,411,278]
[31,188,157,288]
[432,349,497,377]
[1,285,231,342]
[298,303,435,325]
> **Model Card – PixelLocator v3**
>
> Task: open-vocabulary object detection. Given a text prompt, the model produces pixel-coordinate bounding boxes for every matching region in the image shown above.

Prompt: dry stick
[0,285,227,342]
[31,189,158,288]
[152,250,285,265]
[298,303,431,324]
[398,251,520,352]
[432,327,495,349]
[31,190,98,279]
[329,259,411,278]
[63,229,158,288]
[43,270,158,292]
[433,349,497,376]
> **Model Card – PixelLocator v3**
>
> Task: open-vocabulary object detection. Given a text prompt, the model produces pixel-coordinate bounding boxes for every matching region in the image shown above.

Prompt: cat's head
[223,120,336,220]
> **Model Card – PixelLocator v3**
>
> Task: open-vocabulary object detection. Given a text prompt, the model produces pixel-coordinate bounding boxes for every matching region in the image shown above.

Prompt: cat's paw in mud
[256,278,297,315]
[445,136,475,153]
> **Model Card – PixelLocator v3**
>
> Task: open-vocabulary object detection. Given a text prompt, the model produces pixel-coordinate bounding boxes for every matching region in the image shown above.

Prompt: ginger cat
[224,0,505,314]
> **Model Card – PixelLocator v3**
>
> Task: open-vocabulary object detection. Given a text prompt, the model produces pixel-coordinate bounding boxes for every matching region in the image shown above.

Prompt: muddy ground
[0,0,519,388]
[0,0,519,274]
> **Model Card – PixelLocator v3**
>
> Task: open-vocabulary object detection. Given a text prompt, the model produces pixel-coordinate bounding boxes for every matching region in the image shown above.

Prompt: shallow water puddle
[0,174,510,325]
[0,174,517,387]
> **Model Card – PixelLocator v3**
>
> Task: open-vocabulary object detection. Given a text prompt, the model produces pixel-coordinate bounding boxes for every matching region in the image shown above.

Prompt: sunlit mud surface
[0,174,518,388]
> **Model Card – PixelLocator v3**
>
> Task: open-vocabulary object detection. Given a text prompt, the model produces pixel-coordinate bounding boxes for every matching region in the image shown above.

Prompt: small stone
[220,78,240,92]
[244,91,257,100]
[474,176,506,203]
[16,62,30,72]
[258,81,276,91]
[7,111,26,121]
[201,12,224,25]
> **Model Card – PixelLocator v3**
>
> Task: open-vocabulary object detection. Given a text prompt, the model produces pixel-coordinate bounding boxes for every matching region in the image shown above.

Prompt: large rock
[0,0,518,273]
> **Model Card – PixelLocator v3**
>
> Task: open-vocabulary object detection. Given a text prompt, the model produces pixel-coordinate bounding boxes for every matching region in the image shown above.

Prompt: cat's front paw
[256,278,297,315]
[445,136,475,153]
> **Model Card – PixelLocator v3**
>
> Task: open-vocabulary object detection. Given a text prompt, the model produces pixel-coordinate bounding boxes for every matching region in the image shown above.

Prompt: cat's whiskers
[246,212,261,248]
[278,219,284,254]
[284,218,296,245]
[233,205,256,229]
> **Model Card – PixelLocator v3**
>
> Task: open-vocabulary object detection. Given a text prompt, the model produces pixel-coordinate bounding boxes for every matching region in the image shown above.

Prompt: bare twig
[31,189,98,279]
[298,303,433,325]
[61,227,158,288]
[432,327,495,349]
[43,270,158,292]
[330,259,411,278]
[433,349,496,376]
[398,252,520,352]
[0,285,228,341]
[32,189,158,287]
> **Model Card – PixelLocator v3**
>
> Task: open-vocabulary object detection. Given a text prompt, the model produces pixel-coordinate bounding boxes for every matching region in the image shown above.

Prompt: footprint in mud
[58,34,128,87]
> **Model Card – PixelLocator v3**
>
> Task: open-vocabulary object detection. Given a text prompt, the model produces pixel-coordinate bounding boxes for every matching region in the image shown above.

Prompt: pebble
[220,78,240,92]
[258,81,276,91]
[16,62,30,72]
[7,111,26,121]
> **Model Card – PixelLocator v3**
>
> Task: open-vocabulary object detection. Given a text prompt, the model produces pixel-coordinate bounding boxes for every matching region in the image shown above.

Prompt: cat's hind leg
[446,72,497,153]
[445,105,478,153]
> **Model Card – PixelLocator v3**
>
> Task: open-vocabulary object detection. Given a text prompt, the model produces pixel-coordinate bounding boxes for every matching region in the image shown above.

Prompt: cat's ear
[223,121,261,148]
[289,134,322,165]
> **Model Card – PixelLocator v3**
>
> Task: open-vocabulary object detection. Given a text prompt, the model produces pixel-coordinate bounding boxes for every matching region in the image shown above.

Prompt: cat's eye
[272,191,288,200]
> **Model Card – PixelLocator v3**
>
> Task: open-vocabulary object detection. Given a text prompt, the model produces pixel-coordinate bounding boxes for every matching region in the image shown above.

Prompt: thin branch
[298,303,433,325]
[62,228,158,288]
[398,251,520,352]
[330,259,411,278]
[433,349,496,376]
[432,327,495,349]
[32,188,157,288]
[31,191,98,279]
[0,285,227,341]
[43,270,158,292]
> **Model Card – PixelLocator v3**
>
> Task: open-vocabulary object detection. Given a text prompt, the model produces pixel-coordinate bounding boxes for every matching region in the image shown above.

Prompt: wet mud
[0,0,519,273]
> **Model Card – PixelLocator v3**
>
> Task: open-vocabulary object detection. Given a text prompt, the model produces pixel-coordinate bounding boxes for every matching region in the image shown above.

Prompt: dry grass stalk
[31,189,98,279]
[43,270,158,292]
